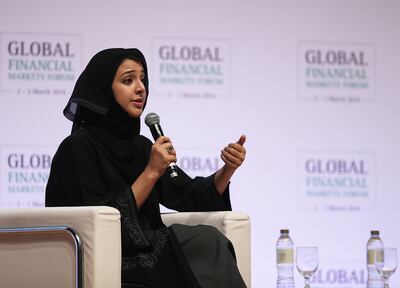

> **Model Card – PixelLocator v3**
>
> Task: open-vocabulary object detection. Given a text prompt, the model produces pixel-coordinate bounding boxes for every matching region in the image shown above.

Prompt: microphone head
[145,112,160,127]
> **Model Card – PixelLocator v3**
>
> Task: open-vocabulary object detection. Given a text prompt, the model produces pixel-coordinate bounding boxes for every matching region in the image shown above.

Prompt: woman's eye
[123,78,133,84]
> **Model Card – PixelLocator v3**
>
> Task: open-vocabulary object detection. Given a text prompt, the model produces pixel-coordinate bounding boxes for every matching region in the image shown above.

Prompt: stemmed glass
[296,247,319,288]
[376,247,397,288]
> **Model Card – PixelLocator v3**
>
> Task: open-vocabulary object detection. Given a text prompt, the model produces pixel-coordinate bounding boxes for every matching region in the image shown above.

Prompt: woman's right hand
[146,136,177,180]
[132,136,177,208]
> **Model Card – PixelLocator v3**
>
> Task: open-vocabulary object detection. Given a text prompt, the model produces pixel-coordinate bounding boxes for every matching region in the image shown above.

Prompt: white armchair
[0,207,251,288]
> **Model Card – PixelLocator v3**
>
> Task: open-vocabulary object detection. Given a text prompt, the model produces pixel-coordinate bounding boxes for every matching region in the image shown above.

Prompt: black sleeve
[157,166,232,212]
[45,135,157,253]
[46,135,125,206]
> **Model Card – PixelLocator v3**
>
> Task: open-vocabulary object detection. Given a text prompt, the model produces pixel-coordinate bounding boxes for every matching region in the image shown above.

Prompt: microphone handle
[150,123,164,139]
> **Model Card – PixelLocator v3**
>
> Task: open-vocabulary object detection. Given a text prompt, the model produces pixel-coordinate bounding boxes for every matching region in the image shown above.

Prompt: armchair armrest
[162,211,251,287]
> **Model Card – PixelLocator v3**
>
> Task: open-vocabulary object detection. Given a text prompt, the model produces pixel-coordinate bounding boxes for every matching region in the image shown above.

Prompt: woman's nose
[136,79,145,93]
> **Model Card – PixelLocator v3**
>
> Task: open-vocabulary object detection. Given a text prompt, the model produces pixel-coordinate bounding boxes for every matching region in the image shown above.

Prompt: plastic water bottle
[367,230,384,288]
[277,229,295,288]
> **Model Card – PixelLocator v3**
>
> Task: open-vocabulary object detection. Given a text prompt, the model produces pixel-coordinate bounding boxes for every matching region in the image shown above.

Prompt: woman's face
[112,59,147,118]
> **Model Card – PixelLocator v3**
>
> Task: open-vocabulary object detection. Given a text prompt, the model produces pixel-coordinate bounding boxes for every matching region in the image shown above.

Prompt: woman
[46,48,247,288]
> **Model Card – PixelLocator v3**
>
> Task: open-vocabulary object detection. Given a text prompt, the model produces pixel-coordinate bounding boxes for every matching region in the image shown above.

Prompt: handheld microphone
[145,112,178,179]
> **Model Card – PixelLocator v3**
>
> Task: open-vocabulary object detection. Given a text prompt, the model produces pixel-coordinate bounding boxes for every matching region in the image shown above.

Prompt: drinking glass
[296,247,319,288]
[376,247,397,288]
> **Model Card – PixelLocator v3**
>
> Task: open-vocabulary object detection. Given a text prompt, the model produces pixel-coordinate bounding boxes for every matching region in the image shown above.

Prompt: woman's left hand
[220,135,246,171]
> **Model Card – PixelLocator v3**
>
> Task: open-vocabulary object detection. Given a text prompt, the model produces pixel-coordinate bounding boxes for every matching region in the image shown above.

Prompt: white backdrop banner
[1,1,399,287]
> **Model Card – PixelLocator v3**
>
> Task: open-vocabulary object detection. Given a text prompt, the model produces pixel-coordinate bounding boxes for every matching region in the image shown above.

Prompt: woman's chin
[127,109,144,118]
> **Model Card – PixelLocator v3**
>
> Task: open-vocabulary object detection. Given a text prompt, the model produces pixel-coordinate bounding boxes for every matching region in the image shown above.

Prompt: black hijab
[64,48,149,138]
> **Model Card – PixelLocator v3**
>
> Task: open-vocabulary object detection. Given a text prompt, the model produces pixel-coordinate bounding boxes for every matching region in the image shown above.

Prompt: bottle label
[277,248,294,264]
[367,249,384,264]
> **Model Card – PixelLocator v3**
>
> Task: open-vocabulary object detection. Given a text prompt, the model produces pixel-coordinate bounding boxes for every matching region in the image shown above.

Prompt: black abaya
[45,48,245,288]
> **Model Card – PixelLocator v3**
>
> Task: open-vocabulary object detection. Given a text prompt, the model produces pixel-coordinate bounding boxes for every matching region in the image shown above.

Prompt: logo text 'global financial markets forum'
[298,151,376,212]
[0,146,55,208]
[298,42,375,102]
[0,32,81,96]
[152,38,231,99]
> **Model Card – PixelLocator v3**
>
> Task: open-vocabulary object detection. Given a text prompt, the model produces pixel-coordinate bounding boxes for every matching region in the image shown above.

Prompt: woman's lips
[131,100,143,108]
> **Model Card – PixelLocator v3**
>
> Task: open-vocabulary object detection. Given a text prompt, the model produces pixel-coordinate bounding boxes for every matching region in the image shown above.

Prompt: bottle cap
[371,230,380,235]
[280,229,289,234]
